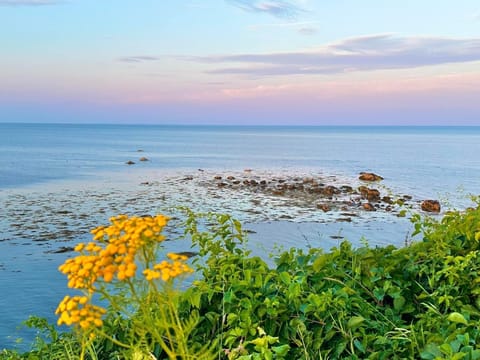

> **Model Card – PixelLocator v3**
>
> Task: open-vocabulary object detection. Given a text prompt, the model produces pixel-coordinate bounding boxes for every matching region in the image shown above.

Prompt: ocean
[1,123,479,350]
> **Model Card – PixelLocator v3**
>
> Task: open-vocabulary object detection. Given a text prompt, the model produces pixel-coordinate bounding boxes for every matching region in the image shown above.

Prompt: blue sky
[1,0,479,124]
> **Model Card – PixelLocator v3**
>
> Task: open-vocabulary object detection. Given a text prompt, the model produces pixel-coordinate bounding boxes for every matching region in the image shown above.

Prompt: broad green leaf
[447,312,468,325]
[347,316,365,329]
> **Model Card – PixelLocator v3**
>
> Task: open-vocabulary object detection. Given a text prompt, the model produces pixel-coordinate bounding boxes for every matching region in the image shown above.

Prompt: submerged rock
[47,246,75,254]
[317,203,331,212]
[363,203,376,211]
[126,160,135,165]
[323,185,341,197]
[421,200,441,213]
[382,196,393,204]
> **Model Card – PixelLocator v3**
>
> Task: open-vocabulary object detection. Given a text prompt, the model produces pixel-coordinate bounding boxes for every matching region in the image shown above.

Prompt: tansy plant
[55,214,212,360]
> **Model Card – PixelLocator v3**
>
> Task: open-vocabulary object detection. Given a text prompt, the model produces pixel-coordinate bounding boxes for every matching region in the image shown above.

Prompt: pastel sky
[1,0,480,125]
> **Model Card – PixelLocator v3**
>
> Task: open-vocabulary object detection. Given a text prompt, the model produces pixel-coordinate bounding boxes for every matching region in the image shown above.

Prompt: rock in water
[359,186,380,202]
[421,200,441,213]
[363,203,376,211]
[359,172,384,181]
[317,203,331,212]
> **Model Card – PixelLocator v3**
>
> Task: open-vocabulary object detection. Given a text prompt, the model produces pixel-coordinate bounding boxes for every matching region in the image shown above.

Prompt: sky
[1,0,479,125]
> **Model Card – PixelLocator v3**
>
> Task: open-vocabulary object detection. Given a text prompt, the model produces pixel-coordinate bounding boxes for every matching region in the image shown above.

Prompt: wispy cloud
[0,0,62,5]
[187,34,480,76]
[227,0,305,19]
[117,56,159,63]
[297,26,317,35]
[247,20,317,30]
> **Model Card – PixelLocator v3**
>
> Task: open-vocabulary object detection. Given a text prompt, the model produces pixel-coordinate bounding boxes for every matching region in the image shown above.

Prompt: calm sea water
[1,123,480,198]
[1,123,479,350]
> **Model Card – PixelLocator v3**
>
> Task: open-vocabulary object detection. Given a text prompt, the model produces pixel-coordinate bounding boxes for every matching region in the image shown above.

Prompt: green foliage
[3,200,480,359]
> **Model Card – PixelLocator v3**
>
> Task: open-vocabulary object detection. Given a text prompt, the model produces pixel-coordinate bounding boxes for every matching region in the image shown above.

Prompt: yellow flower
[56,296,106,329]
[144,255,193,283]
[59,214,171,289]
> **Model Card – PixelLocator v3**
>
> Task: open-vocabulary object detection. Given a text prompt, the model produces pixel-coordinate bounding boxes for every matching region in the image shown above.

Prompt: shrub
[3,202,480,359]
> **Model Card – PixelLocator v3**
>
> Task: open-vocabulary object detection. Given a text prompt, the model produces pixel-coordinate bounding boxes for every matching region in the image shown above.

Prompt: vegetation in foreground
[2,201,480,359]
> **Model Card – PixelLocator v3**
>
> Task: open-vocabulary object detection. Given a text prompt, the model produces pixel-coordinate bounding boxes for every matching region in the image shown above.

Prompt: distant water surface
[1,124,479,202]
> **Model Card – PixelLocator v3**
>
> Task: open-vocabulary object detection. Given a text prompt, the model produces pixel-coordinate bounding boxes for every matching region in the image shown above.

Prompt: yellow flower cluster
[59,214,169,289]
[143,253,193,282]
[56,295,106,329]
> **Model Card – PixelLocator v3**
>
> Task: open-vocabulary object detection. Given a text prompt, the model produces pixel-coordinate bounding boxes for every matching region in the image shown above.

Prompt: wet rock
[243,179,251,185]
[214,175,222,180]
[244,169,253,173]
[174,251,198,258]
[367,189,381,202]
[358,185,368,195]
[47,246,75,254]
[182,175,194,181]
[126,160,135,165]
[287,183,298,190]
[217,182,228,187]
[421,200,441,213]
[272,189,285,196]
[226,176,235,180]
[359,172,384,181]
[337,217,352,222]
[317,203,331,212]
[323,186,341,197]
[363,203,376,211]
[341,212,358,217]
[403,195,413,200]
[340,185,354,193]
[359,187,380,202]
[232,180,241,185]
[259,180,267,186]
[309,186,323,194]
[139,157,149,162]
[382,196,393,204]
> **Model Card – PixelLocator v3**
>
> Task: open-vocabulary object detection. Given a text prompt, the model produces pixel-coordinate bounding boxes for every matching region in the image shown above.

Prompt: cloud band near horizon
[181,34,480,76]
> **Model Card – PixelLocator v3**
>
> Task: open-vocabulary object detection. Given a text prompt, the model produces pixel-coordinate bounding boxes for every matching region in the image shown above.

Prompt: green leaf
[347,316,365,329]
[279,272,291,285]
[354,339,366,353]
[312,255,328,272]
[272,344,290,356]
[224,289,235,304]
[447,312,468,325]
[373,288,385,302]
[471,349,480,360]
[393,295,406,311]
